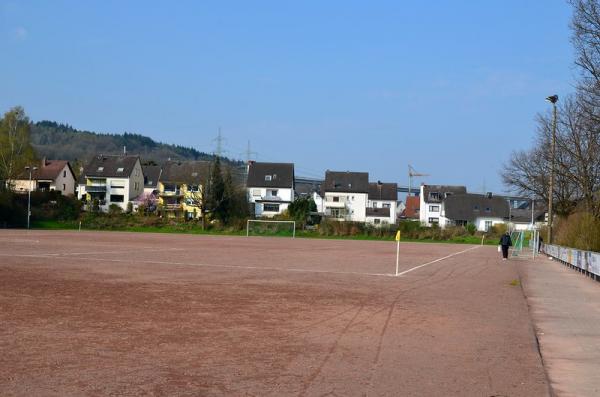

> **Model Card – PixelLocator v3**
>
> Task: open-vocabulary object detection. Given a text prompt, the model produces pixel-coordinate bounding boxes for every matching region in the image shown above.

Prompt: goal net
[510,230,537,259]
[246,220,296,238]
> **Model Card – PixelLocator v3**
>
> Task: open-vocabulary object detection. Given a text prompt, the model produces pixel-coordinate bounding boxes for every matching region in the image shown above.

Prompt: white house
[78,155,144,212]
[247,162,295,217]
[322,171,369,222]
[366,182,398,226]
[419,185,467,227]
[12,158,76,196]
[442,192,509,232]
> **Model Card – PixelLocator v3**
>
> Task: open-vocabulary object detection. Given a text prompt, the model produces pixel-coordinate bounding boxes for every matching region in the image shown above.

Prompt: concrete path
[519,255,600,397]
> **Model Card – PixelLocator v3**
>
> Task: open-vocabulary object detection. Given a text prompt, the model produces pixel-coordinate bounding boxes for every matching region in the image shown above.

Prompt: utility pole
[214,127,224,158]
[245,140,257,163]
[25,165,37,229]
[546,95,558,244]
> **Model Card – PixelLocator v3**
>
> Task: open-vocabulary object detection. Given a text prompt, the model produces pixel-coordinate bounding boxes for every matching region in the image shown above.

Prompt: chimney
[41,157,46,167]
[123,146,127,155]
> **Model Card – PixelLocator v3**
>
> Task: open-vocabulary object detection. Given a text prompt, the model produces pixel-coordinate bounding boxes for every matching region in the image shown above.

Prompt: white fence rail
[543,243,600,280]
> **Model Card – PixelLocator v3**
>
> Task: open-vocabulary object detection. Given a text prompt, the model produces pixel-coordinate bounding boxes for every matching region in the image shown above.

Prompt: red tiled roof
[402,196,420,219]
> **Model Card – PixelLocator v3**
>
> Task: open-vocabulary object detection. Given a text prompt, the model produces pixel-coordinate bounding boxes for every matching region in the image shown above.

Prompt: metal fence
[542,243,600,281]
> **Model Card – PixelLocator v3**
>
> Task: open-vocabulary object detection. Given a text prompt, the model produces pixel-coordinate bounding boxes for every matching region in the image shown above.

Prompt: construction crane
[408,165,429,197]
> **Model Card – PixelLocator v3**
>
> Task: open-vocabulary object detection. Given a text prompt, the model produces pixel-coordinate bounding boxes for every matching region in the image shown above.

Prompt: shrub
[555,212,600,252]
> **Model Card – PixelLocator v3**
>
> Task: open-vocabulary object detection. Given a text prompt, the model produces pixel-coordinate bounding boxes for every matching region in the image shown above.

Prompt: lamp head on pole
[546,95,559,104]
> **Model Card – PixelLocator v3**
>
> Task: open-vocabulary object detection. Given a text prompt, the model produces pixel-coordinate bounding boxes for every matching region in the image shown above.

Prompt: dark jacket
[500,234,512,247]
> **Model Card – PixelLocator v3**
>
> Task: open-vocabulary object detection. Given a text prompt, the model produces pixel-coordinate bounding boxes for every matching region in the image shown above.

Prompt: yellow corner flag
[395,230,401,241]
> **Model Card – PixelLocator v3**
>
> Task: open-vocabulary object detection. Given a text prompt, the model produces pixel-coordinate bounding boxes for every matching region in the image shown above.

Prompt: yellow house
[157,161,211,219]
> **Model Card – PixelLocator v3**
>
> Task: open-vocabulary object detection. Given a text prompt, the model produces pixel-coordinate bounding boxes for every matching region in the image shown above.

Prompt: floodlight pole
[546,95,558,244]
[25,165,37,229]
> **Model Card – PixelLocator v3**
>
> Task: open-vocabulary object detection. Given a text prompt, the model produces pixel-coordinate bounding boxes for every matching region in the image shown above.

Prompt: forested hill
[30,121,243,166]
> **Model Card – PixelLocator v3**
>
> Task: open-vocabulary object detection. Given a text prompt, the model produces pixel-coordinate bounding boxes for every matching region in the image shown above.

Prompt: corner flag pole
[395,230,401,276]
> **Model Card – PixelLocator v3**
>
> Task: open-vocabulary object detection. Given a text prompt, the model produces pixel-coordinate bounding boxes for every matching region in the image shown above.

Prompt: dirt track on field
[0,230,549,396]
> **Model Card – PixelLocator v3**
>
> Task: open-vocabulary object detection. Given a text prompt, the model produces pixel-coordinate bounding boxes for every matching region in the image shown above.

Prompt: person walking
[499,232,512,260]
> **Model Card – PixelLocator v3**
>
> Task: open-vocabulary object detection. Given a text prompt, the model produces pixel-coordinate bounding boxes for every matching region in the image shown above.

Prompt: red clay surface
[0,230,549,396]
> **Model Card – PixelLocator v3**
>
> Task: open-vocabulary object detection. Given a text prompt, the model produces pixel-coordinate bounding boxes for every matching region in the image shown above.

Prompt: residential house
[322,171,369,222]
[247,162,295,217]
[294,178,325,214]
[13,158,76,196]
[508,200,547,231]
[131,164,162,212]
[158,161,210,219]
[401,196,420,221]
[78,155,144,212]
[442,192,509,231]
[366,182,398,225]
[419,184,467,227]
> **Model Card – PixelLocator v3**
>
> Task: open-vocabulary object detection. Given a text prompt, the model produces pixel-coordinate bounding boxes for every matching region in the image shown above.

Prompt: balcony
[161,190,182,197]
[165,203,183,210]
[261,195,282,201]
[86,185,107,193]
[325,201,346,208]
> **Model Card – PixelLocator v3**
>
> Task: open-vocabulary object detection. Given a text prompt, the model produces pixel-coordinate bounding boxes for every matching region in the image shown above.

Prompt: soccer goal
[246,220,296,238]
[510,230,537,259]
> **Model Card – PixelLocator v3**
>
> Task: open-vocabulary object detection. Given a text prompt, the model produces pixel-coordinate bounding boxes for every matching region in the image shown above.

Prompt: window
[110,194,124,203]
[252,189,261,197]
[63,184,66,190]
[428,192,440,201]
[383,203,391,208]
[444,192,452,198]
[374,219,381,224]
[63,170,66,177]
[265,175,272,181]
[429,205,440,212]
[267,189,278,197]
[474,205,479,211]
[263,203,280,212]
[188,185,199,192]
[333,196,339,202]
[116,167,124,173]
[428,217,439,224]
[97,167,104,172]
[485,207,491,213]
[330,208,346,218]
[373,202,378,208]
[191,172,198,177]
[485,220,492,231]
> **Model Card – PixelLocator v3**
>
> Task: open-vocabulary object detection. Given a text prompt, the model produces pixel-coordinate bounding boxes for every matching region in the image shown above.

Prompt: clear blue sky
[1,1,574,194]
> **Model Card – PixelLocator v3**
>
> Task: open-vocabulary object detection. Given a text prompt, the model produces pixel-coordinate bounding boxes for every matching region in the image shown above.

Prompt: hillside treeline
[30,120,243,166]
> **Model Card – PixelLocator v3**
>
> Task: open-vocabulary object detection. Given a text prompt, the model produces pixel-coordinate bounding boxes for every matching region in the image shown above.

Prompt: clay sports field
[0,230,550,396]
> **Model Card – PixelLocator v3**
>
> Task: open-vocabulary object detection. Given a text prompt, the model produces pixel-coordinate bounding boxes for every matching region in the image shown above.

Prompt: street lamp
[24,165,37,229]
[546,94,558,244]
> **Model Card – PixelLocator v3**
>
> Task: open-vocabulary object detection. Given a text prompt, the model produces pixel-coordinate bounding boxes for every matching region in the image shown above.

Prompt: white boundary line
[0,245,480,278]
[395,245,481,276]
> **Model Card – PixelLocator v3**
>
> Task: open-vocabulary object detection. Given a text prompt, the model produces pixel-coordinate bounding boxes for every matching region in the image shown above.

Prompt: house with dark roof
[419,184,467,226]
[322,171,369,222]
[246,162,295,217]
[157,161,210,219]
[13,158,76,196]
[142,165,162,195]
[442,193,509,231]
[366,182,398,225]
[78,154,144,212]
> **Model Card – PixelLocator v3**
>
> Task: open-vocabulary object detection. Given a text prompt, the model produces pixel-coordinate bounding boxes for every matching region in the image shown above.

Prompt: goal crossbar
[246,220,296,238]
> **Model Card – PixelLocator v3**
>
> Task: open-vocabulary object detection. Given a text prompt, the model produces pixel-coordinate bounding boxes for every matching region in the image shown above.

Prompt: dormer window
[485,207,491,213]
[429,192,440,201]
[97,167,104,172]
[191,172,198,177]
[474,205,479,210]
[265,175,272,181]
[444,192,452,198]
[116,167,124,173]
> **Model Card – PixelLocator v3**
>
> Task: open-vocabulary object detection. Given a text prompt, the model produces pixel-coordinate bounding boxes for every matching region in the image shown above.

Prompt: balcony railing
[165,203,183,210]
[86,185,107,193]
[261,195,282,201]
[161,190,182,196]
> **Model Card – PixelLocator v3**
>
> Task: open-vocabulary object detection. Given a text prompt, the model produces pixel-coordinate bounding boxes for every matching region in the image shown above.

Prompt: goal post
[246,219,296,238]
